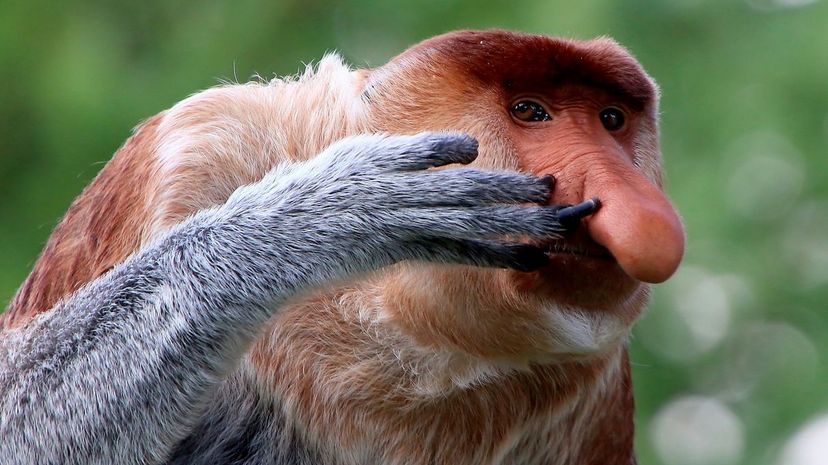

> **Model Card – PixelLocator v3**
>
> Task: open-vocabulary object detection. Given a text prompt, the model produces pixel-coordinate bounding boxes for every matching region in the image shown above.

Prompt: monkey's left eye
[511,100,551,122]
[599,107,626,131]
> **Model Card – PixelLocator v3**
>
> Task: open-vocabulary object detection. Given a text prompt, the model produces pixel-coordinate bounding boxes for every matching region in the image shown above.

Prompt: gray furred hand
[206,132,564,299]
[0,132,562,465]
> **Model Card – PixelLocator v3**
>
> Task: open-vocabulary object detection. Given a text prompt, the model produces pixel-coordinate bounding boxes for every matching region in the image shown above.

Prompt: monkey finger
[385,170,554,207]
[312,132,478,176]
[547,198,602,231]
[383,206,565,240]
[399,237,548,272]
[388,132,480,171]
[366,132,480,172]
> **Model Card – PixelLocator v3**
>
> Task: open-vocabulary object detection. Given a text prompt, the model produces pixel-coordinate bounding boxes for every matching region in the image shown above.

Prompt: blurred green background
[1,0,826,464]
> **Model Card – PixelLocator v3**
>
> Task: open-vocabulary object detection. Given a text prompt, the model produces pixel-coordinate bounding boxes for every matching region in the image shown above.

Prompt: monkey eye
[511,100,551,122]
[599,107,626,131]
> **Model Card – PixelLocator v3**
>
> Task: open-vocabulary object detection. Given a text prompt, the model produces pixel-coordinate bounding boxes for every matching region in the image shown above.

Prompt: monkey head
[359,30,685,362]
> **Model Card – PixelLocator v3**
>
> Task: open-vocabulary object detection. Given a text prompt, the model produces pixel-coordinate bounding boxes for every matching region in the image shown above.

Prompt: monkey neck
[251,283,637,465]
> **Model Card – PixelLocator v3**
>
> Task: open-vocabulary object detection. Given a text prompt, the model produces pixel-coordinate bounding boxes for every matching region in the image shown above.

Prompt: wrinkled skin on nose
[519,124,685,284]
[579,152,685,283]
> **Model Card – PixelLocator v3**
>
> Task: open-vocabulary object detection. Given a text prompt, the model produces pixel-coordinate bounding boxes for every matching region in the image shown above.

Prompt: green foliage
[2,1,826,463]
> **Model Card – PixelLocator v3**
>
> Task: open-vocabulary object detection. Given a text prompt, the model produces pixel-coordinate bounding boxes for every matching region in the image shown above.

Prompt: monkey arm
[0,133,562,465]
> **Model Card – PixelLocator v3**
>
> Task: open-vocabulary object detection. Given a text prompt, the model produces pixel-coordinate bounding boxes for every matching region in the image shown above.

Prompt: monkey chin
[505,259,649,361]
[498,255,644,351]
[377,257,646,364]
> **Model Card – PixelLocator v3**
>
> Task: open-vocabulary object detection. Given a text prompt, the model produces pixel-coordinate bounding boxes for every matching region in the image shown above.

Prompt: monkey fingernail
[539,174,556,192]
[556,197,601,230]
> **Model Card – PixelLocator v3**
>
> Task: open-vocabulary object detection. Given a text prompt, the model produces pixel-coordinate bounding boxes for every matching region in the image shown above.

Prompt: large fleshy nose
[578,155,685,283]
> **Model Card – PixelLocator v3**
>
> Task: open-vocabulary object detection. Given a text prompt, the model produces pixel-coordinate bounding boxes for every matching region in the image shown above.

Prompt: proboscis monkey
[0,30,684,465]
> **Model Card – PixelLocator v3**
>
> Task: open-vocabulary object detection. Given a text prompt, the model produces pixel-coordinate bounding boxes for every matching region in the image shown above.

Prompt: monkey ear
[357,59,415,106]
[355,69,376,103]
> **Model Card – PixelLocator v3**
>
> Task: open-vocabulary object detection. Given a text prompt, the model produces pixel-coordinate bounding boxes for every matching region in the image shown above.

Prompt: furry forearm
[0,133,563,464]
[0,212,306,465]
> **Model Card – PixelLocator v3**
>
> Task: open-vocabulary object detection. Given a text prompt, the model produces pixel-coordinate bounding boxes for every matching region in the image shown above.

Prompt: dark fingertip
[556,197,602,230]
[538,174,556,198]
[458,137,479,164]
[511,245,549,272]
[438,133,479,164]
[463,136,480,154]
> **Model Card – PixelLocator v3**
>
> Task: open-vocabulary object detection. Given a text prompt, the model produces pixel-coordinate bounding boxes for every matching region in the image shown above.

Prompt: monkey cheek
[586,188,685,284]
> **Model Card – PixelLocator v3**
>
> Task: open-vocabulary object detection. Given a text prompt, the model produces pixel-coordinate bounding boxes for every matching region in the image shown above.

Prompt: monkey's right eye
[511,100,551,122]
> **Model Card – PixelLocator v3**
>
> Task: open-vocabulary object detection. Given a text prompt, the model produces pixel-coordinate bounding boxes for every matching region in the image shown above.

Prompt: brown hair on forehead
[384,29,658,112]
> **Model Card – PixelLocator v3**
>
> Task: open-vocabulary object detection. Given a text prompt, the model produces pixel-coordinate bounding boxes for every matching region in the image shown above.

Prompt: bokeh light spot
[747,0,820,11]
[708,321,819,402]
[650,396,745,465]
[724,132,804,221]
[782,202,828,288]
[777,415,828,465]
[640,266,734,361]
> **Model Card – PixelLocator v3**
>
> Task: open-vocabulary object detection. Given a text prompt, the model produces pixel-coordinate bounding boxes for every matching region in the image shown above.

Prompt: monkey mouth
[515,238,639,311]
[543,241,614,260]
[536,229,616,261]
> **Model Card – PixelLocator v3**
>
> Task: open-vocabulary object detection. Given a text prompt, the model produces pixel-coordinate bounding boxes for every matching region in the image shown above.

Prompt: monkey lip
[534,230,616,262]
[542,241,614,260]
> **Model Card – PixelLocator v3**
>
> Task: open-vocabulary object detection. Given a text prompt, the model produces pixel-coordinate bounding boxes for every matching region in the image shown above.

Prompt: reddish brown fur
[388,31,655,109]
[250,286,637,464]
[3,30,682,464]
